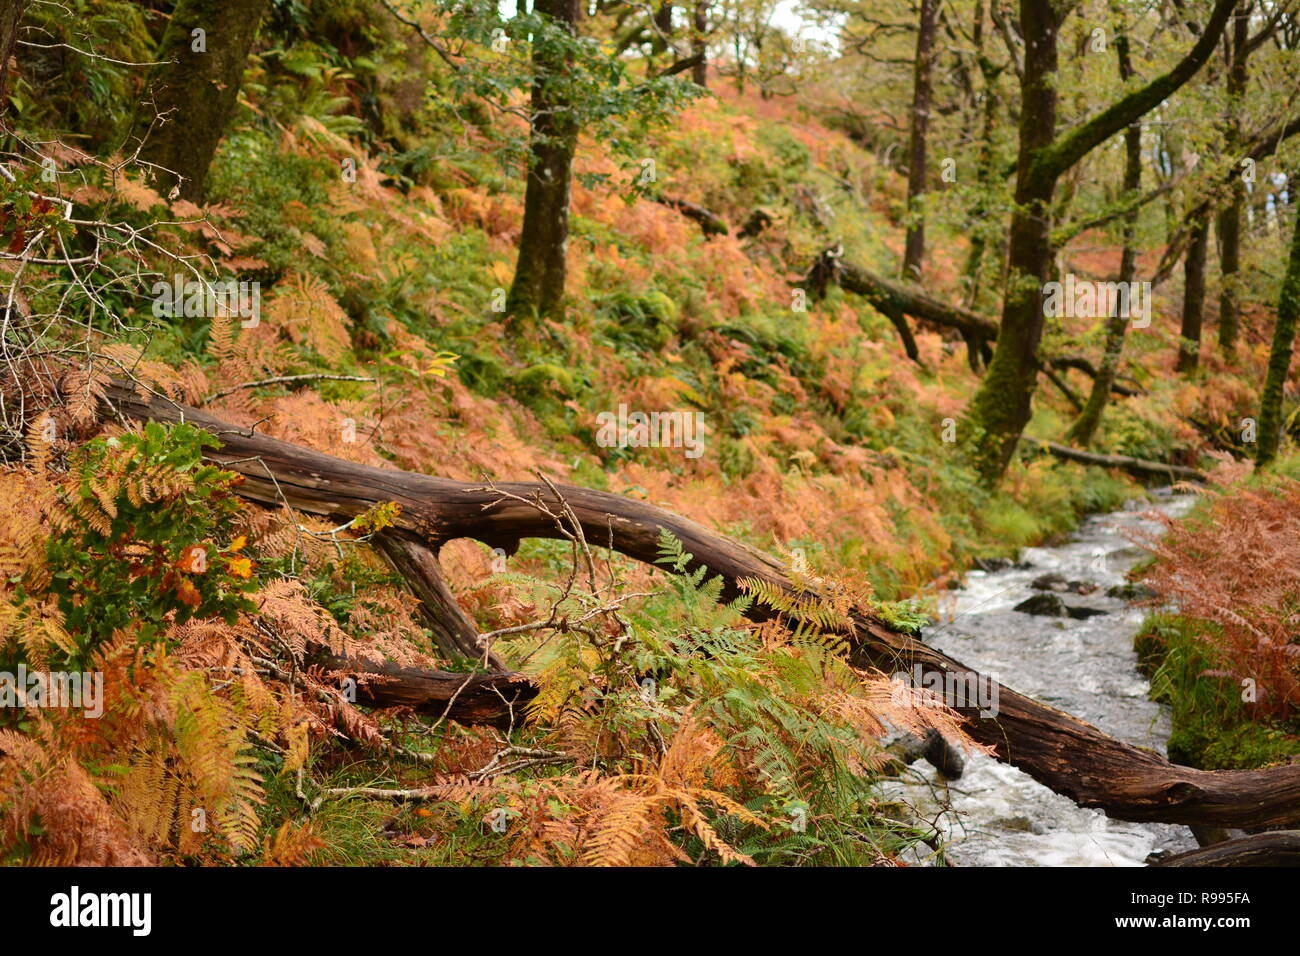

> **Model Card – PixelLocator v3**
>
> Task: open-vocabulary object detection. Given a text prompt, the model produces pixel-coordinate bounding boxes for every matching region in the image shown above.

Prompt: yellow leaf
[226,555,254,579]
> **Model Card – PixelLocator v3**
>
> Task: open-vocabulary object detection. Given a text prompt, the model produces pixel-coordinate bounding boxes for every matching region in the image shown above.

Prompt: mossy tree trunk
[962,0,1236,485]
[507,0,581,323]
[1256,208,1300,466]
[902,0,938,281]
[1066,26,1141,448]
[962,0,1059,484]
[960,5,1005,316]
[1176,218,1210,372]
[131,0,270,202]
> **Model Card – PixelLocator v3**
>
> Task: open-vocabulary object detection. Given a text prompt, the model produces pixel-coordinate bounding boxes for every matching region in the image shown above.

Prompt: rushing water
[888,490,1199,866]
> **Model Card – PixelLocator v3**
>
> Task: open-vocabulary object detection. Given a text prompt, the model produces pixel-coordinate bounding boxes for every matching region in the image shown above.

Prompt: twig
[205,373,375,404]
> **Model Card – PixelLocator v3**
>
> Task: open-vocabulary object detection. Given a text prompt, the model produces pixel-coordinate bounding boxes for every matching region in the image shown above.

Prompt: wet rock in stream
[1013,592,1109,619]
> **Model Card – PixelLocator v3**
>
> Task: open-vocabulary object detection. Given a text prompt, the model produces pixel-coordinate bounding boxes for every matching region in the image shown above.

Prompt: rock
[1066,606,1108,620]
[1031,573,1069,591]
[974,556,1032,573]
[1033,573,1101,595]
[922,727,965,780]
[998,815,1037,833]
[1106,582,1156,602]
[1016,593,1108,618]
[1014,593,1070,616]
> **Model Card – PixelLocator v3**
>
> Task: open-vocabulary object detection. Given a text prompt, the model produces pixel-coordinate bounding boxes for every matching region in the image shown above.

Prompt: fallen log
[651,193,729,237]
[839,261,999,341]
[1023,436,1206,483]
[1155,830,1300,866]
[99,382,1300,828]
[806,247,922,365]
[374,529,506,669]
[326,655,535,729]
[823,257,1143,397]
[1048,356,1143,397]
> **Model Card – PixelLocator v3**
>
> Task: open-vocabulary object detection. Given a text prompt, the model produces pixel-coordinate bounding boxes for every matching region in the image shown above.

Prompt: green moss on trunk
[132,0,270,202]
[1256,210,1300,466]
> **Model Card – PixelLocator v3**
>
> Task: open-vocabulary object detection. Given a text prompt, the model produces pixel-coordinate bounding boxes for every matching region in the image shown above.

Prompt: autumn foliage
[1141,471,1300,721]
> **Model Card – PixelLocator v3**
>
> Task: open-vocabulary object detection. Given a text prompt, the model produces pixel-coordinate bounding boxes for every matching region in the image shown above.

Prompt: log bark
[373,530,505,669]
[1049,357,1142,398]
[99,382,1300,828]
[507,0,581,321]
[1155,830,1300,866]
[839,261,998,340]
[327,655,535,729]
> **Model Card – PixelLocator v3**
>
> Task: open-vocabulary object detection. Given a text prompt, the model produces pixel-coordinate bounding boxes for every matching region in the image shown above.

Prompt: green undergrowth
[1136,613,1299,770]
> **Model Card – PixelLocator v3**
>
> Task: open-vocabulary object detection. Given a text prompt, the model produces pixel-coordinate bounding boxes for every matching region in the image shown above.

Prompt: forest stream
[891,492,1201,866]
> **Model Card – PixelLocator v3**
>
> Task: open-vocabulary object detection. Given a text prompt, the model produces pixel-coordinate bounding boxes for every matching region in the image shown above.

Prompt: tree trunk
[131,0,270,202]
[1176,218,1210,372]
[1217,2,1251,355]
[0,0,26,122]
[98,382,1300,828]
[961,43,1003,314]
[506,0,581,323]
[1156,830,1300,866]
[1067,26,1142,447]
[963,0,1236,484]
[1256,205,1300,466]
[1218,189,1245,351]
[902,0,938,280]
[963,0,1059,484]
[691,1,708,87]
[653,1,673,44]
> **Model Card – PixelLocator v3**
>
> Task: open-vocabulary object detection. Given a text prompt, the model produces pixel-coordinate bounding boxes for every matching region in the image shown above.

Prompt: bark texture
[1156,830,1300,866]
[132,0,270,202]
[0,0,25,117]
[507,0,581,322]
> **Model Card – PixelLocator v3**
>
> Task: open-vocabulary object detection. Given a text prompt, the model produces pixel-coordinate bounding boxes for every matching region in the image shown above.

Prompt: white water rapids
[887,491,1200,866]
